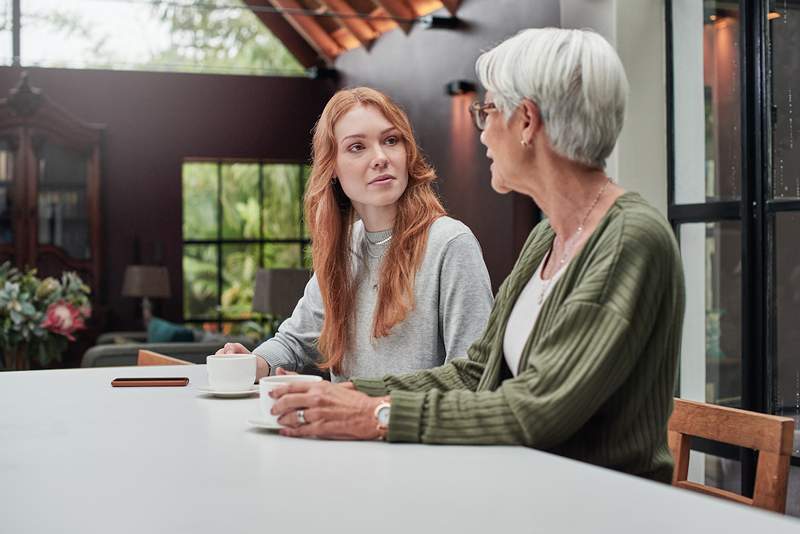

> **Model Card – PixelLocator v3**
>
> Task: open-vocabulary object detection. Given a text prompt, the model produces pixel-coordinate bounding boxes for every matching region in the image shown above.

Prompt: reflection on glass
[222,163,259,239]
[20,0,303,75]
[0,142,14,244]
[775,213,800,457]
[673,0,741,203]
[769,2,800,198]
[222,243,259,319]
[680,222,742,406]
[37,142,90,259]
[263,164,302,239]
[183,244,218,319]
[182,162,218,240]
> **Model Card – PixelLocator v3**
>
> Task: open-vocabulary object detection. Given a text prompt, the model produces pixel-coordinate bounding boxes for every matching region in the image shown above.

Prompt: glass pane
[0,0,11,65]
[679,222,742,406]
[775,213,800,457]
[182,162,218,240]
[183,244,218,319]
[262,164,302,239]
[672,0,741,203]
[686,451,742,491]
[302,165,311,239]
[0,140,14,244]
[21,0,303,76]
[221,163,259,240]
[769,2,800,198]
[221,243,258,319]
[37,142,90,259]
[263,243,303,269]
[302,243,313,270]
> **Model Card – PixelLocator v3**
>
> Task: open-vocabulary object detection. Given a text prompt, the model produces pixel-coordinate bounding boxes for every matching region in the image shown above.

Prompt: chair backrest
[668,398,794,513]
[137,349,192,366]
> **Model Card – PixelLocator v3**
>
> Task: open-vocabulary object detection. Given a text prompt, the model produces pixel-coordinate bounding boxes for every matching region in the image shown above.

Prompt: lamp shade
[122,265,171,298]
[252,268,311,317]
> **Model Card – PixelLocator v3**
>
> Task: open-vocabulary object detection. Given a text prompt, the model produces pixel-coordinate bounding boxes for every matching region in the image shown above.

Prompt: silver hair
[475,27,628,169]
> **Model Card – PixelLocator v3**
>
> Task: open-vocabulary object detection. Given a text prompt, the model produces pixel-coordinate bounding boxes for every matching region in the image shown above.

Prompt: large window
[12,0,304,75]
[668,0,800,510]
[182,161,310,331]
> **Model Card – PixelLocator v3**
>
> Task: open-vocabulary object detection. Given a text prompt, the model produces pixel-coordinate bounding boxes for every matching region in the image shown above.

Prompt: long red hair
[305,87,446,373]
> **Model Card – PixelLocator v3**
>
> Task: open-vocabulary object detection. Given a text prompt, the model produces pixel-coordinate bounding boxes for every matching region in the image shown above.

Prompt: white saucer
[197,385,258,398]
[247,417,283,430]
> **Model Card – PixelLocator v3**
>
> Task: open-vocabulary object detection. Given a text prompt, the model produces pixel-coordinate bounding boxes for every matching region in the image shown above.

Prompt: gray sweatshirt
[253,216,493,382]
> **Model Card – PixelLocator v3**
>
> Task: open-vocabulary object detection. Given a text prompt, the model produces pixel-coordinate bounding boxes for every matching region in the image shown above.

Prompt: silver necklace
[367,234,392,246]
[537,178,611,305]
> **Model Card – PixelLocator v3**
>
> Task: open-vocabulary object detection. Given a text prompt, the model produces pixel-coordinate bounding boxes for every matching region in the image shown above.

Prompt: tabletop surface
[1,365,798,534]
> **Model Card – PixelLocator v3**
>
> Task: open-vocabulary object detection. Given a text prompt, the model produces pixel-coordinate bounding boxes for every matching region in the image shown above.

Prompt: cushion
[147,317,195,343]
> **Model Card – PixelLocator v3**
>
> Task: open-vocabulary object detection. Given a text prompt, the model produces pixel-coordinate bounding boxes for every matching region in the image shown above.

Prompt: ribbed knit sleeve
[386,302,636,445]
[379,194,684,471]
[352,288,503,396]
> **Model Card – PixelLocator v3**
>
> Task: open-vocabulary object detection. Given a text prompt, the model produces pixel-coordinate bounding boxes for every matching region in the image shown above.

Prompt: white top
[1,366,798,534]
[503,252,570,376]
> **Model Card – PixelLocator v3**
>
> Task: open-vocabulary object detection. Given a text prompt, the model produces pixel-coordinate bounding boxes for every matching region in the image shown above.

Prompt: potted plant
[0,262,92,370]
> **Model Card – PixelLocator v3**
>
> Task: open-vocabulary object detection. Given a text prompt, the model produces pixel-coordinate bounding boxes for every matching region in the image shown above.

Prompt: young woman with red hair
[219,87,492,382]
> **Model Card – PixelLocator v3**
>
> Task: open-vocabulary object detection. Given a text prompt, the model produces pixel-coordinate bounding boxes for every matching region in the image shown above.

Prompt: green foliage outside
[21,0,304,76]
[182,162,309,336]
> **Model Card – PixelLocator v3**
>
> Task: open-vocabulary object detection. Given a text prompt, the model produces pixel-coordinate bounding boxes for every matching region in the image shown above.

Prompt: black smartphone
[111,377,190,387]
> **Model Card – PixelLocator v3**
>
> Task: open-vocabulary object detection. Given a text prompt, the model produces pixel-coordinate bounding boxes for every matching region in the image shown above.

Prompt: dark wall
[0,66,334,333]
[334,0,560,290]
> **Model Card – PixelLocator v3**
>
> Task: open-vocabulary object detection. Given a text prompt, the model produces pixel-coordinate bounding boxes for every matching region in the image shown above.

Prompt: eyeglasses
[469,100,497,131]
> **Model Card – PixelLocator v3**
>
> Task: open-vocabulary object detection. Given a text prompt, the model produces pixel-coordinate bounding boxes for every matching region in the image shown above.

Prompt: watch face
[377,405,391,426]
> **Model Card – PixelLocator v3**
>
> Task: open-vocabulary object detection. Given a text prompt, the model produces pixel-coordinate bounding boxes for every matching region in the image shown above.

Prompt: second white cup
[259,375,322,426]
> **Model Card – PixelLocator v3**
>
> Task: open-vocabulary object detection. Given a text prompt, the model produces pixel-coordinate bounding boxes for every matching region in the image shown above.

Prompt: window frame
[181,158,310,329]
[665,0,800,497]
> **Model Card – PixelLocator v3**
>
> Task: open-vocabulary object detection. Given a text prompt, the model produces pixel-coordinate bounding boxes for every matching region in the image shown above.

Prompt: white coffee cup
[206,354,257,391]
[259,375,323,426]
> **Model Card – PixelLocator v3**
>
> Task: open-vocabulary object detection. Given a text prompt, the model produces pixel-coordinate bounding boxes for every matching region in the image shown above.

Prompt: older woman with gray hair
[269,28,685,482]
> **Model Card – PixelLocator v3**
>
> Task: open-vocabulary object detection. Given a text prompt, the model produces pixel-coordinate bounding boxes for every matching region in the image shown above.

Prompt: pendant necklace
[538,178,611,305]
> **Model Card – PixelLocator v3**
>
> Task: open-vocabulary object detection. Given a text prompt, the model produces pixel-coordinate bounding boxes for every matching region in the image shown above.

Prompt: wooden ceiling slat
[373,0,416,33]
[367,7,399,33]
[319,0,378,49]
[244,0,321,68]
[268,0,344,63]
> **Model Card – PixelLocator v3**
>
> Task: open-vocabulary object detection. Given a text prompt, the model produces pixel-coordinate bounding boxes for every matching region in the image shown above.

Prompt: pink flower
[41,300,86,341]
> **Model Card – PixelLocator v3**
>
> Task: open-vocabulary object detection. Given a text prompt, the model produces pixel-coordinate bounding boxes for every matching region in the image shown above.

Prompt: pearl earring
[520,139,528,147]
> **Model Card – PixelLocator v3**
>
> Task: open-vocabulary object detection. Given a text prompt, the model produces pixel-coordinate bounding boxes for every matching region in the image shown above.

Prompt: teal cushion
[147,317,195,343]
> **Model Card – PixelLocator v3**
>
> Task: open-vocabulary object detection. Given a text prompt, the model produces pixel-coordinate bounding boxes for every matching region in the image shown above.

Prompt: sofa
[81,330,256,368]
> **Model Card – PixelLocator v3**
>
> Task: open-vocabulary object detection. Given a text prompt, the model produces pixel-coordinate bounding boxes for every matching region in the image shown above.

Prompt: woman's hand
[270,381,387,440]
[215,343,269,379]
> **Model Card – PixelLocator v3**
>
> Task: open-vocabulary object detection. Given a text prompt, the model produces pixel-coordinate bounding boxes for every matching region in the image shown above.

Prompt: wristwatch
[374,401,391,439]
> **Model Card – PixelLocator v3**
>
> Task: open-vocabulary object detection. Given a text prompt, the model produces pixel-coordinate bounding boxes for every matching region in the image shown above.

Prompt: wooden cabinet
[0,72,103,294]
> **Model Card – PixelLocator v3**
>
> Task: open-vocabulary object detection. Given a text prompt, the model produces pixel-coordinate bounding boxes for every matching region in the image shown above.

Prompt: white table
[1,365,798,534]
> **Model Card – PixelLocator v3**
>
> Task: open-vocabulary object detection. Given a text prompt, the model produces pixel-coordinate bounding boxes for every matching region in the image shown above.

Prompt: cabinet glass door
[0,139,14,246]
[36,141,90,260]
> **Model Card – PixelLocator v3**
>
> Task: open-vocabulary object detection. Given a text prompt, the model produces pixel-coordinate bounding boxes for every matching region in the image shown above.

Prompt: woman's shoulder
[427,215,477,245]
[605,192,677,257]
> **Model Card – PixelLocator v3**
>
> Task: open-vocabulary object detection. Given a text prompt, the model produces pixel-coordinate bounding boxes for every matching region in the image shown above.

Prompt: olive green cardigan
[353,193,685,482]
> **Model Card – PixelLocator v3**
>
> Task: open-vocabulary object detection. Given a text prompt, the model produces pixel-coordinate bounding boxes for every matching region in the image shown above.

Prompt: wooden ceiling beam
[373,0,416,33]
[318,0,379,49]
[268,0,344,64]
[244,0,321,68]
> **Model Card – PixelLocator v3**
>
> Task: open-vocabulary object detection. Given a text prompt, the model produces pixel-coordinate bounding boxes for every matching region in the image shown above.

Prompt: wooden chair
[137,349,193,366]
[668,398,794,513]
